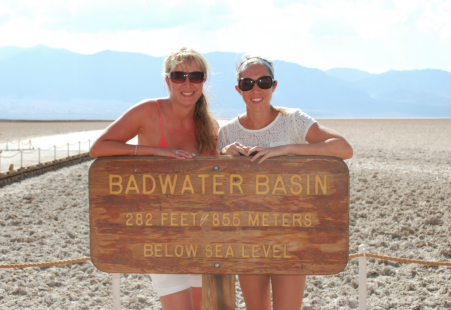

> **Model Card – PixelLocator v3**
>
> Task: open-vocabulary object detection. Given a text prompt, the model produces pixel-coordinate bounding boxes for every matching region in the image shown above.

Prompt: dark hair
[236,55,289,115]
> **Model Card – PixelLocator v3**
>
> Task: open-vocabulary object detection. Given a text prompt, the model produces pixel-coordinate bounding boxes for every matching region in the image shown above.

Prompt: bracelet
[135,145,138,156]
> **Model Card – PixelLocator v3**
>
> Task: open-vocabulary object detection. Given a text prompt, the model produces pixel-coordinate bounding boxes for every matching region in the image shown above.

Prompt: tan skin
[90,60,219,310]
[221,63,353,310]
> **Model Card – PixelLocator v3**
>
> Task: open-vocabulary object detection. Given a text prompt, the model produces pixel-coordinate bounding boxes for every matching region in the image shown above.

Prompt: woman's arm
[89,101,195,159]
[248,123,353,163]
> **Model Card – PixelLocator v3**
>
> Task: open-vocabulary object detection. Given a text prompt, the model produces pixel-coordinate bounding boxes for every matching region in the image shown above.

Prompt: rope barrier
[349,252,451,266]
[21,149,38,154]
[0,257,91,269]
[39,146,56,151]
[0,253,449,269]
[2,139,33,145]
[0,151,21,158]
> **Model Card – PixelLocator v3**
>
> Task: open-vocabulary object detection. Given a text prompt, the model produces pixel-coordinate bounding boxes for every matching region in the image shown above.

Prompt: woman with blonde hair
[90,47,219,310]
[216,55,353,310]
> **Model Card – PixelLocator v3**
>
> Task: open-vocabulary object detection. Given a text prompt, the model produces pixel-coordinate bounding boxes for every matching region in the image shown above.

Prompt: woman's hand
[153,147,196,159]
[220,142,251,155]
[248,146,289,163]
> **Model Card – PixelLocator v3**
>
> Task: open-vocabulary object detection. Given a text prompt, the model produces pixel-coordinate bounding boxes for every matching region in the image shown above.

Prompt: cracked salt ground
[0,119,450,309]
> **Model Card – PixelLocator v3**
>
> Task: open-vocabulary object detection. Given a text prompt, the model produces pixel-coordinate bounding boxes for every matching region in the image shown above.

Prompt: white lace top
[216,108,316,153]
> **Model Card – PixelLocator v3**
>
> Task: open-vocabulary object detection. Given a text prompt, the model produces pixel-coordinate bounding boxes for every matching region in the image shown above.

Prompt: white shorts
[150,274,202,297]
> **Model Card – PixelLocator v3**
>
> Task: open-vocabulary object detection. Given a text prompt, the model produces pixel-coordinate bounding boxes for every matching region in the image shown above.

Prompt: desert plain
[0,118,450,309]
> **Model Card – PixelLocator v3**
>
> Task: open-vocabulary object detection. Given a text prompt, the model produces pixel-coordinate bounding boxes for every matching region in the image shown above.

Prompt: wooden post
[202,275,235,310]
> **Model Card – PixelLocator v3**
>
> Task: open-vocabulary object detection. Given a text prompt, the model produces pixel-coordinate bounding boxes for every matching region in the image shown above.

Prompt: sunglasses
[169,71,205,83]
[238,76,275,91]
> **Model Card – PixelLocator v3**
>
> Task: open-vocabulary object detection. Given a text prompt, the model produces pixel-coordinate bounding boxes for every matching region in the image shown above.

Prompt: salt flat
[0,118,450,309]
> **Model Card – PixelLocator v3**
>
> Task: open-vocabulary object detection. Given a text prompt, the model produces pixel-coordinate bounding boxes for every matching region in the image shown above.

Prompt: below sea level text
[143,244,292,258]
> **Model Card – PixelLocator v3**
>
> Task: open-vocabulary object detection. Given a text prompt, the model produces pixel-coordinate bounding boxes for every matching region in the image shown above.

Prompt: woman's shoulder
[218,116,240,131]
[275,107,309,117]
[124,99,162,118]
[277,107,315,123]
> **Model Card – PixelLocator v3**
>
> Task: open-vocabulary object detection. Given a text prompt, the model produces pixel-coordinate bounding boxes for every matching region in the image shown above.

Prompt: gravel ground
[0,119,450,309]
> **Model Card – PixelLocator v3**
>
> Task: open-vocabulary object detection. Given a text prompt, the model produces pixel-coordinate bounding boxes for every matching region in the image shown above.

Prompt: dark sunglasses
[169,71,205,83]
[238,76,275,91]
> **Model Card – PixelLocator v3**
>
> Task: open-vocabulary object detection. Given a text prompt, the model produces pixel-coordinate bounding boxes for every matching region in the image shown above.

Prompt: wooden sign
[89,156,349,275]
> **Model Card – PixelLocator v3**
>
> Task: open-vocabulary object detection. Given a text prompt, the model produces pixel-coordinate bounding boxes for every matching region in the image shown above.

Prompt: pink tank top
[156,100,211,156]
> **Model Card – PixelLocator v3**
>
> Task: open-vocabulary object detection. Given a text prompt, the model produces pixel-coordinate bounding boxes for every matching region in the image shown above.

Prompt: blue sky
[0,0,450,73]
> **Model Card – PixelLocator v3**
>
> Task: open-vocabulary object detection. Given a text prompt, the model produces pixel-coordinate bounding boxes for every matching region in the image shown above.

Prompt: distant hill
[0,45,450,119]
[325,68,374,82]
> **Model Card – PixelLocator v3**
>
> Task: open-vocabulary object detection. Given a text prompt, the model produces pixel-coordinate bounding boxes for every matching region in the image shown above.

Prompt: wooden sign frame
[89,155,349,275]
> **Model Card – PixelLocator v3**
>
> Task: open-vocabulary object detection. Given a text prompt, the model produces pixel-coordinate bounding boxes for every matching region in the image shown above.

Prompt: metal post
[67,143,69,157]
[6,141,8,151]
[29,140,31,150]
[359,244,367,310]
[88,139,91,150]
[38,148,41,164]
[79,141,81,155]
[20,150,23,168]
[18,140,20,150]
[112,273,120,310]
[54,146,56,161]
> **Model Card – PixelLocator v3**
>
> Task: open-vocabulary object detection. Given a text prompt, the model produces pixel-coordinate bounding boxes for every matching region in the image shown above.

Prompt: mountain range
[0,45,450,119]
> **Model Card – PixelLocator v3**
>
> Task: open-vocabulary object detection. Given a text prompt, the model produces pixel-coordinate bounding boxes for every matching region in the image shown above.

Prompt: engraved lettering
[181,175,194,194]
[171,213,178,226]
[143,175,156,194]
[263,245,271,258]
[144,244,153,257]
[161,213,168,225]
[125,175,140,194]
[252,245,259,257]
[215,245,223,257]
[249,213,259,226]
[197,174,209,194]
[213,175,225,194]
[290,175,302,194]
[200,214,209,226]
[181,213,188,226]
[284,245,291,258]
[273,213,280,226]
[186,245,198,257]
[256,175,270,194]
[305,213,312,227]
[154,244,162,257]
[165,244,173,257]
[230,174,243,194]
[225,245,234,258]
[109,175,123,194]
[293,214,302,226]
[159,175,178,194]
[206,245,213,258]
[175,245,183,257]
[315,175,327,195]
[282,214,290,227]
[272,175,287,194]
[262,213,269,226]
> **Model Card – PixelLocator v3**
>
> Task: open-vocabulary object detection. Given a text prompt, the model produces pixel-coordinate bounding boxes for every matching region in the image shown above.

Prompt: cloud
[0,0,450,74]
[0,0,233,33]
[0,12,11,25]
[309,19,358,37]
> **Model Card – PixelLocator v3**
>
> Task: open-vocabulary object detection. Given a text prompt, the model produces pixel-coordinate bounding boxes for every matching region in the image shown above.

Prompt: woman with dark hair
[90,47,219,310]
[216,56,353,310]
